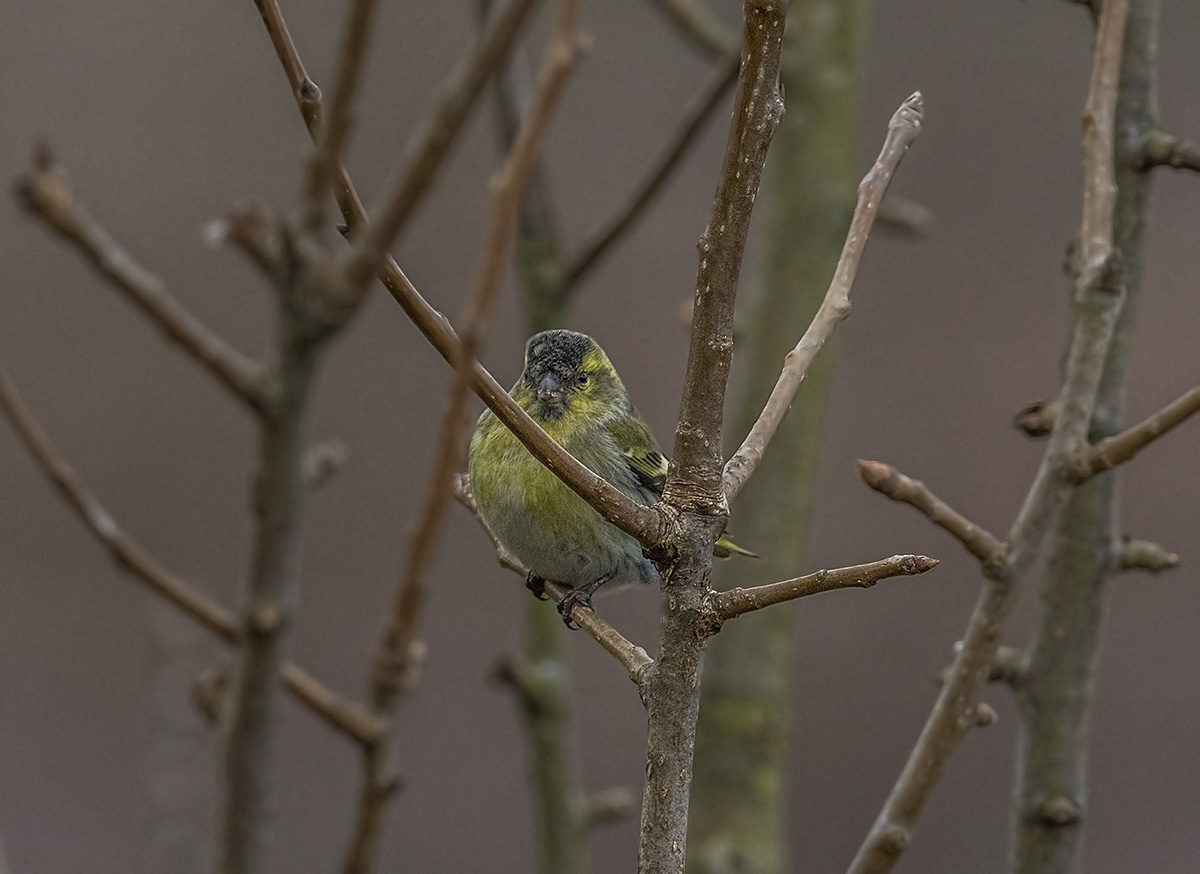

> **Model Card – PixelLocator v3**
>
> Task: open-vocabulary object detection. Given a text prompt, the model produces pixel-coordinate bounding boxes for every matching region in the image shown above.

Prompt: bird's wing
[606,413,668,498]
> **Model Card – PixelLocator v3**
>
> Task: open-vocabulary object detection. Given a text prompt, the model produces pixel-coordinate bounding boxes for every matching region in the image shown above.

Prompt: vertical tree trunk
[687,2,869,871]
[1011,1,1158,871]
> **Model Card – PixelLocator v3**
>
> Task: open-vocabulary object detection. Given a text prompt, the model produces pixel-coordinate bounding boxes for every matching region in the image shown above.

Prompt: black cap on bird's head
[520,329,622,420]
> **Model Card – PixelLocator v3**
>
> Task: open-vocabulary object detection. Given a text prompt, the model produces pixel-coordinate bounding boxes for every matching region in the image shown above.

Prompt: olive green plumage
[469,329,753,618]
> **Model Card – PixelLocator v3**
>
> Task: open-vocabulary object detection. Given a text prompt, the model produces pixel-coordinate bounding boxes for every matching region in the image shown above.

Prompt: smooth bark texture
[1011,1,1158,870]
[687,4,868,868]
[847,1,1130,870]
[723,87,921,504]
[639,6,786,873]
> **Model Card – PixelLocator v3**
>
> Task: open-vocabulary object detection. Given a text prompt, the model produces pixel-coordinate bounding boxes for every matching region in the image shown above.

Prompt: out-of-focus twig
[847,2,1130,871]
[0,359,377,746]
[1131,128,1200,172]
[1075,383,1200,478]
[644,0,737,58]
[15,150,264,412]
[562,51,741,288]
[722,93,924,503]
[876,193,936,237]
[337,0,540,290]
[1014,399,1059,437]
[339,6,584,872]
[253,0,669,553]
[1118,537,1179,573]
[305,0,379,231]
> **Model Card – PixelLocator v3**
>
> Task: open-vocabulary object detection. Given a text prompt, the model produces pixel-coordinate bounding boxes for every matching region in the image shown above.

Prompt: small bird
[468,329,752,625]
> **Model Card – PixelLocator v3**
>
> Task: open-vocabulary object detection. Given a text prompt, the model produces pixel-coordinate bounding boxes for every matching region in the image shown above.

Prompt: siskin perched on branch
[469,329,753,625]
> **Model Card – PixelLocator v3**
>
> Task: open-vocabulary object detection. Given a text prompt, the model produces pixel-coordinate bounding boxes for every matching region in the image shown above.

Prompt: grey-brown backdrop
[1,1,1198,872]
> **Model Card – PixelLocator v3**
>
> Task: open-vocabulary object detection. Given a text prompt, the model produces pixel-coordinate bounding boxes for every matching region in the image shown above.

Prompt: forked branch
[15,150,263,412]
[452,475,654,684]
[847,2,1130,871]
[857,460,1005,567]
[253,0,669,552]
[0,360,376,746]
[337,0,540,290]
[1074,383,1200,479]
[341,9,585,873]
[723,92,924,503]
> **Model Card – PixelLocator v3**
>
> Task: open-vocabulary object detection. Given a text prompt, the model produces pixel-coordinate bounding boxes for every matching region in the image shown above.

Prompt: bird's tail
[714,535,758,559]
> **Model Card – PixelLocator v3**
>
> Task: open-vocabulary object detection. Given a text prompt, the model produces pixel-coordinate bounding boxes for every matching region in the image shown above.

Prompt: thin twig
[253,0,668,551]
[1013,399,1058,437]
[15,151,264,412]
[338,0,540,291]
[562,51,741,289]
[1118,537,1180,573]
[847,3,1130,871]
[644,0,737,58]
[340,8,584,873]
[713,554,939,622]
[542,581,655,684]
[876,194,936,237]
[666,0,785,513]
[1075,383,1200,478]
[1132,128,1200,172]
[858,460,1005,566]
[305,0,378,231]
[723,93,924,503]
[374,0,581,718]
[453,475,654,683]
[0,359,376,746]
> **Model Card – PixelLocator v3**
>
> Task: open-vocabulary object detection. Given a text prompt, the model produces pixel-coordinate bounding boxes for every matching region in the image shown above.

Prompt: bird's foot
[556,588,593,629]
[555,571,614,629]
[525,574,550,601]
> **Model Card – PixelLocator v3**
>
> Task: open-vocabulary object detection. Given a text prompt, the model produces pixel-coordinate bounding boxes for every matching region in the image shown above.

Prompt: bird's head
[519,329,626,422]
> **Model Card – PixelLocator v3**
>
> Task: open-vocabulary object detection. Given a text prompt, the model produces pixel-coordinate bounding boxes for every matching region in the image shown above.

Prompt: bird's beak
[537,373,564,405]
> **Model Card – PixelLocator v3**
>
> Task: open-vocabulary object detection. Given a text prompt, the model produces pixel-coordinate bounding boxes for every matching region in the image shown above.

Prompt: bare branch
[0,360,238,638]
[666,0,785,515]
[1075,383,1200,479]
[453,475,653,684]
[640,5,788,872]
[542,581,655,684]
[342,10,584,871]
[562,51,741,289]
[723,93,924,503]
[303,439,350,489]
[938,642,1026,689]
[372,0,581,718]
[848,3,1129,871]
[1118,537,1180,573]
[254,0,668,551]
[0,359,375,745]
[876,194,936,237]
[304,0,378,231]
[858,460,1005,566]
[1013,398,1058,437]
[1132,128,1200,172]
[644,0,737,58]
[15,151,264,412]
[713,554,939,622]
[585,787,638,829]
[338,0,540,290]
[1075,0,1128,284]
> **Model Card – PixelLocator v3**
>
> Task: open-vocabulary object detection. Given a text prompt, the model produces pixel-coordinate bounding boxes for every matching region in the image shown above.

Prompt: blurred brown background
[2,1,1198,872]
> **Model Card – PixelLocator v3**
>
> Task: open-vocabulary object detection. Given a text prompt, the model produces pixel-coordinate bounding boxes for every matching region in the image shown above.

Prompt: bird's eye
[577,373,589,386]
